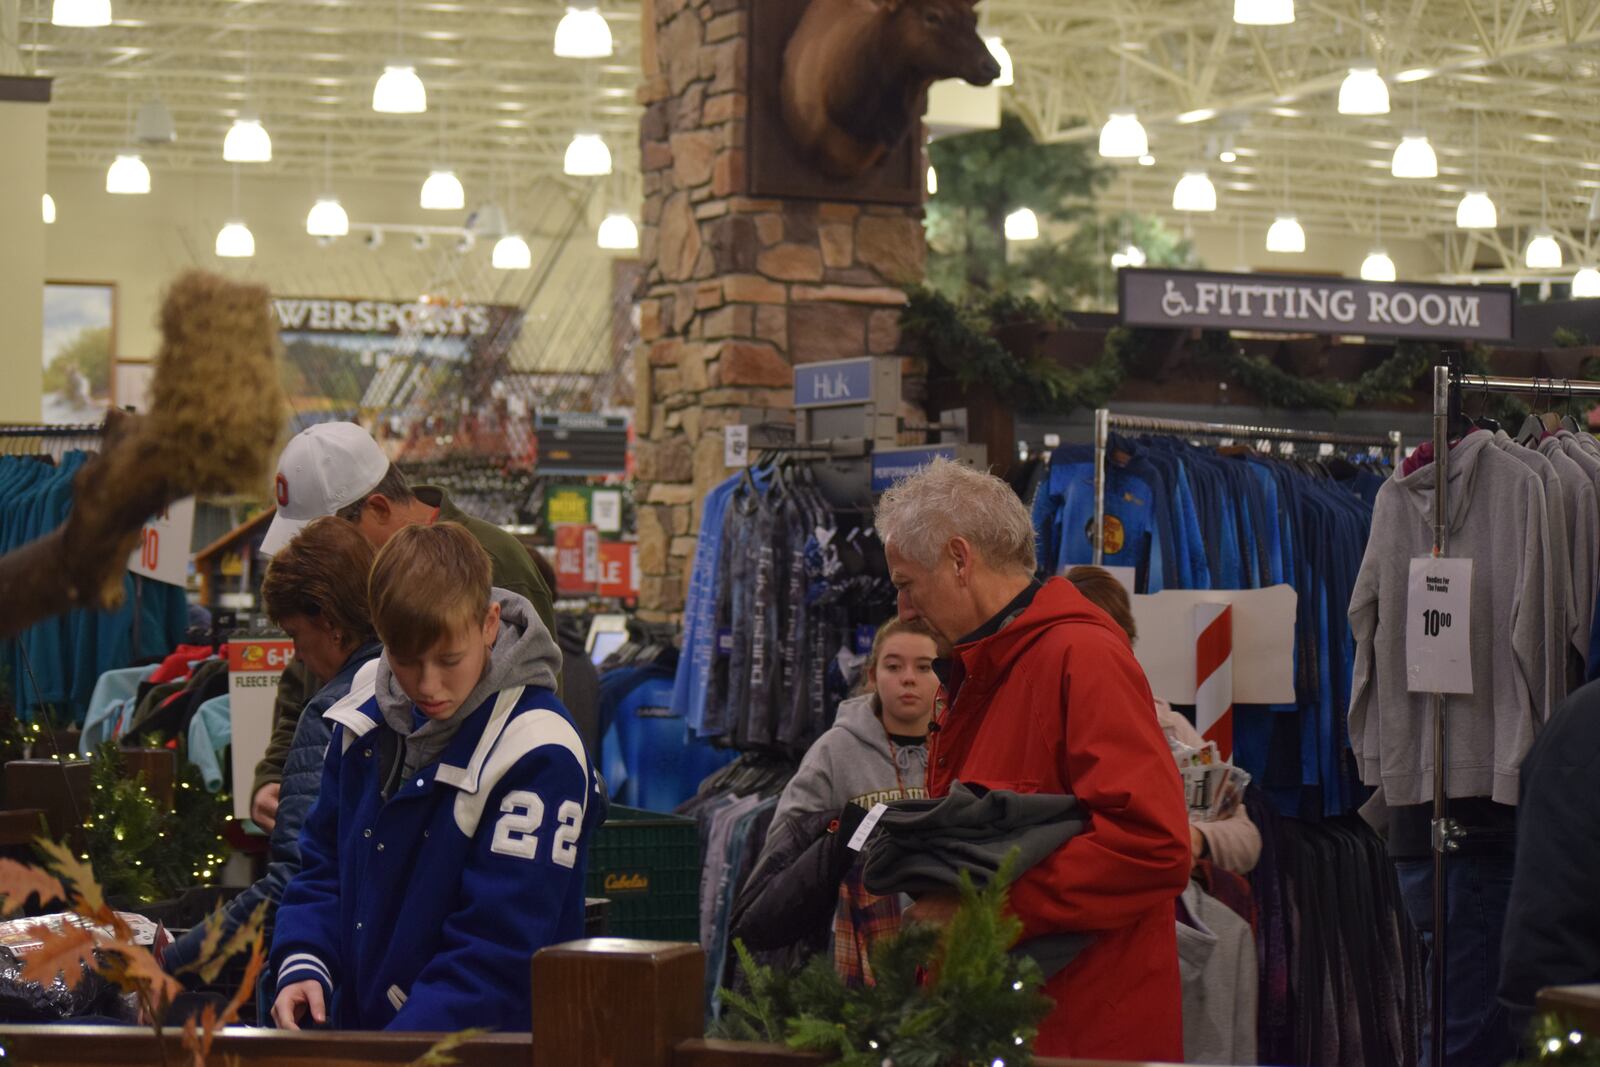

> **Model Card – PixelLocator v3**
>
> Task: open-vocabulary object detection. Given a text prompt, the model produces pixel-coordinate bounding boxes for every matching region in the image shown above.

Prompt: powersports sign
[1119,268,1515,342]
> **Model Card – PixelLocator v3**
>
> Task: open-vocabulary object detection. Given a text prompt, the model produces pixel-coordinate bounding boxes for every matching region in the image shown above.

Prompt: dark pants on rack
[1396,855,1516,1067]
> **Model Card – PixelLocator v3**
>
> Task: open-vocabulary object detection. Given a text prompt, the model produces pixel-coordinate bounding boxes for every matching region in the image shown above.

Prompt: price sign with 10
[1406,557,1473,695]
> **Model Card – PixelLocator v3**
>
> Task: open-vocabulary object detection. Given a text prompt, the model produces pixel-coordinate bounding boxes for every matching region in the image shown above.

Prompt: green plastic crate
[586,806,701,942]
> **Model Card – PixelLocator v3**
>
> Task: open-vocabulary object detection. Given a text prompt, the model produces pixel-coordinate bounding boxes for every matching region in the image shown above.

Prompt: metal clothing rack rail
[1090,408,1405,565]
[1427,366,1600,1067]
[0,422,104,437]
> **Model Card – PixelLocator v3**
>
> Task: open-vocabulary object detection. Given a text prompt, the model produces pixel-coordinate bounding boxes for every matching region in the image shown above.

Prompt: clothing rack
[1427,365,1600,1067]
[0,422,104,436]
[1090,409,1405,564]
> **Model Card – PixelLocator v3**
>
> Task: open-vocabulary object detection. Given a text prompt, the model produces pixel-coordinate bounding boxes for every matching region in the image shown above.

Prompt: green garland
[717,857,1052,1067]
[84,743,231,906]
[1512,1015,1600,1064]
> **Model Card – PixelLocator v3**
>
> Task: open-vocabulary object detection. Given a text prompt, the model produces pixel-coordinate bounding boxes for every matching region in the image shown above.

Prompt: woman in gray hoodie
[731,619,946,972]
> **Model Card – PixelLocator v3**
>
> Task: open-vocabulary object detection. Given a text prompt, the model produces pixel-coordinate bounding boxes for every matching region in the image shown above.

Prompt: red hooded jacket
[927,577,1191,1061]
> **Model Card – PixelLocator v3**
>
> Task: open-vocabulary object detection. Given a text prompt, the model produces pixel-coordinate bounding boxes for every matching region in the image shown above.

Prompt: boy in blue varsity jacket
[269,522,604,1032]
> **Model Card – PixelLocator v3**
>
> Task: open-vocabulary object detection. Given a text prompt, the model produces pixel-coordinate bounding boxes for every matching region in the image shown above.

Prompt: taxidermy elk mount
[781,0,1002,180]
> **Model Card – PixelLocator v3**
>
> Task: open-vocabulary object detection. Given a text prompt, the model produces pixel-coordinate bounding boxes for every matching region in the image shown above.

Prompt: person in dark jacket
[164,517,382,974]
[1500,680,1600,1038]
[530,548,600,756]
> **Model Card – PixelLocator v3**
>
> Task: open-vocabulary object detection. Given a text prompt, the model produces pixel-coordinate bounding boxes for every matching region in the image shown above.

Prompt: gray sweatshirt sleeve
[762,741,837,865]
[1504,472,1552,803]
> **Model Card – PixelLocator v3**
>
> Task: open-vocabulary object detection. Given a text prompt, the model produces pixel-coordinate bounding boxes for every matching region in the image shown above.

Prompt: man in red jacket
[876,458,1191,1061]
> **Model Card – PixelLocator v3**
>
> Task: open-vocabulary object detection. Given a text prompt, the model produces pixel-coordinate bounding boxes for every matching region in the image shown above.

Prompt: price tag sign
[1406,557,1474,694]
[725,424,750,468]
[591,489,623,534]
[128,497,196,587]
[228,638,295,821]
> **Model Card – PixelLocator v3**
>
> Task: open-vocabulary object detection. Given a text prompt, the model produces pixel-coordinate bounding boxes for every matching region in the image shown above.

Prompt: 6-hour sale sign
[229,639,295,821]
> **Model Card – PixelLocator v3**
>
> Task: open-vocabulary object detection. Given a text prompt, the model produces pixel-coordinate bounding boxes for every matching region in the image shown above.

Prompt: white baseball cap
[260,422,391,558]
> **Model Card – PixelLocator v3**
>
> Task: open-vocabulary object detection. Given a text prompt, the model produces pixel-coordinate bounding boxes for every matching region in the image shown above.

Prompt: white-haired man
[875,457,1191,1062]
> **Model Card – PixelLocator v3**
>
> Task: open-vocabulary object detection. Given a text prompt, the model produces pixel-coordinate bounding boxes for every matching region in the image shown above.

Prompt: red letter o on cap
[275,474,290,507]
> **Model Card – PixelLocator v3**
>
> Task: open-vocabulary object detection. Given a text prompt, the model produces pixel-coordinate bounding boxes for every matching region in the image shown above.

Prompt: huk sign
[1119,268,1515,342]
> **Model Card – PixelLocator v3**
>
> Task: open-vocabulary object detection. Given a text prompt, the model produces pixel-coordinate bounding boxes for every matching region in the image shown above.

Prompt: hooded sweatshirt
[1493,431,1569,711]
[374,588,561,788]
[762,694,929,864]
[1348,430,1553,806]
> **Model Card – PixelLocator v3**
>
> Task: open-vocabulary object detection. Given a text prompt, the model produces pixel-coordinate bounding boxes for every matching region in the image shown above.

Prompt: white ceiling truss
[11,0,1600,274]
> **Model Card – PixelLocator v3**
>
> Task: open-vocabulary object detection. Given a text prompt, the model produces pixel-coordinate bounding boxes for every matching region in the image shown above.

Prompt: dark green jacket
[248,487,558,801]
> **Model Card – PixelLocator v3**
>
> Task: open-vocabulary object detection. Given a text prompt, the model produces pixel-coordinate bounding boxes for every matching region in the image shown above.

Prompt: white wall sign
[590,489,623,534]
[128,496,195,587]
[725,424,750,468]
[1406,557,1474,694]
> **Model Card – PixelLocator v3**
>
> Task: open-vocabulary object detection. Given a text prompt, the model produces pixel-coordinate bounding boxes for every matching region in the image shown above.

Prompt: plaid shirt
[833,861,903,986]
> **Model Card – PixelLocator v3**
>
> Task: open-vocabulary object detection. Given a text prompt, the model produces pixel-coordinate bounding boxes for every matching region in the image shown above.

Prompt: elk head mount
[780,0,1001,180]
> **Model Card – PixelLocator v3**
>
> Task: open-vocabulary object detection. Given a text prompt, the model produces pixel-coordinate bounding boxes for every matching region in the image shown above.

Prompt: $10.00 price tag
[1406,557,1473,695]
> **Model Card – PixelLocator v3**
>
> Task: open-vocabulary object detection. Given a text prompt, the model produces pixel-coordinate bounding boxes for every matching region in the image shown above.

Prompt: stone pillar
[0,76,49,424]
[633,0,927,619]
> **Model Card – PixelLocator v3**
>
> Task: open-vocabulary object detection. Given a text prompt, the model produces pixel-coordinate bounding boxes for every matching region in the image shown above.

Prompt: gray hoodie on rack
[1348,430,1554,807]
[761,694,929,863]
[374,588,564,788]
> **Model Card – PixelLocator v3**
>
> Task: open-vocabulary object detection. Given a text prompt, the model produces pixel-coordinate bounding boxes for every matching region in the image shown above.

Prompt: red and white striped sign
[1194,603,1234,759]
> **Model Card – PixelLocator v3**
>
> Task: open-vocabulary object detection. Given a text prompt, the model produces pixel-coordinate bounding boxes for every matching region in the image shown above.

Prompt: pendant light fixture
[306,133,350,238]
[563,132,612,176]
[554,6,613,59]
[1526,171,1564,269]
[493,233,533,269]
[926,165,938,196]
[984,37,1015,87]
[223,115,272,163]
[106,153,150,194]
[51,0,110,27]
[1234,0,1294,25]
[41,194,56,224]
[1456,114,1497,229]
[1339,67,1389,115]
[216,166,254,258]
[1110,244,1147,269]
[420,170,465,210]
[1265,154,1305,252]
[597,213,639,250]
[1573,268,1600,298]
[1139,153,1156,166]
[1390,92,1436,178]
[1359,190,1394,280]
[1099,57,1148,160]
[1004,207,1040,241]
[1172,170,1217,212]
[373,0,427,113]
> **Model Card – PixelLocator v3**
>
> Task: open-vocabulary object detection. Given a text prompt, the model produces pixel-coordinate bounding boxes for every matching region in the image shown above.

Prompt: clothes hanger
[1562,381,1584,433]
[1516,379,1547,446]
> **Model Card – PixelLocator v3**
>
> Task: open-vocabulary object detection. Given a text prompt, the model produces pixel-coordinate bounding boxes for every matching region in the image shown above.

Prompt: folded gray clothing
[861,782,1092,980]
[862,782,1086,896]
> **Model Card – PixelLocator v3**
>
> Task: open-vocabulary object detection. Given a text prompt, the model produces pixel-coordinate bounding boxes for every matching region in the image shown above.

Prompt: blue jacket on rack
[270,679,605,1032]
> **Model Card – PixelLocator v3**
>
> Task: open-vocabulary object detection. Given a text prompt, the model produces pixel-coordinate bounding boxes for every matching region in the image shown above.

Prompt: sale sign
[555,525,596,595]
[128,497,196,587]
[228,638,294,821]
[598,541,634,600]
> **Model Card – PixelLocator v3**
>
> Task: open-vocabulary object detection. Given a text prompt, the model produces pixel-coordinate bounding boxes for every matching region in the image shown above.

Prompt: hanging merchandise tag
[725,424,750,468]
[1406,557,1474,694]
[848,803,889,852]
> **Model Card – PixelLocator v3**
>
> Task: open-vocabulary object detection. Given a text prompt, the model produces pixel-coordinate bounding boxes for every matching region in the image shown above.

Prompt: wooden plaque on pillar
[532,938,704,1067]
[746,0,922,204]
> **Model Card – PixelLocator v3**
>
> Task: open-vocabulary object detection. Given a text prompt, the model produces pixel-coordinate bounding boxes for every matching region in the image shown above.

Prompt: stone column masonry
[632,0,928,619]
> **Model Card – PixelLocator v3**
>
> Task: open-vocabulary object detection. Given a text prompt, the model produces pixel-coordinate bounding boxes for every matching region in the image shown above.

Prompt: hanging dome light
[306,197,350,237]
[1526,231,1564,270]
[1234,0,1294,24]
[493,233,533,269]
[926,165,938,196]
[222,116,272,163]
[1138,153,1156,166]
[1266,215,1307,253]
[1390,133,1437,179]
[1098,111,1149,159]
[1338,67,1390,115]
[52,0,110,27]
[1455,190,1498,230]
[984,37,1015,87]
[1360,248,1397,282]
[1004,207,1040,241]
[215,219,256,258]
[1110,244,1147,269]
[41,194,56,225]
[105,153,150,194]
[597,213,639,250]
[564,132,613,176]
[420,169,465,210]
[553,7,613,58]
[1172,170,1217,212]
[372,64,427,114]
[1573,268,1600,298]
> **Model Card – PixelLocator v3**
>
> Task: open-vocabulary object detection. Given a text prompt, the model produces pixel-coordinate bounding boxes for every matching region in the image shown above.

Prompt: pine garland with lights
[717,855,1053,1067]
[1512,1015,1600,1064]
[83,743,230,906]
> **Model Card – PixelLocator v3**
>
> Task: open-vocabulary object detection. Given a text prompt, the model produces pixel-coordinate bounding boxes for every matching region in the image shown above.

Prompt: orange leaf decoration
[33,838,108,919]
[20,922,97,986]
[99,941,182,1009]
[0,859,65,916]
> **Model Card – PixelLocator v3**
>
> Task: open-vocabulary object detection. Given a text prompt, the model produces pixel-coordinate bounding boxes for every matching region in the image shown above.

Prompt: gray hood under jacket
[375,588,563,784]
[861,782,1091,979]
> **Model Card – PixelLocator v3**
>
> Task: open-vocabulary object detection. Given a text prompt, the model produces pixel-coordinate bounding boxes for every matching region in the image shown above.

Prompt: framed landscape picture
[41,281,117,424]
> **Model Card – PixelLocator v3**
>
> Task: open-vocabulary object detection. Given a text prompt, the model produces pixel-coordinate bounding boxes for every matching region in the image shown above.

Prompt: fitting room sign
[1119,268,1515,342]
